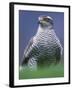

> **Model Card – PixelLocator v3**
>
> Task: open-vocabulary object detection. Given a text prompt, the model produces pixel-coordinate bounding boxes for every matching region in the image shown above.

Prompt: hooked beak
[38,20,42,24]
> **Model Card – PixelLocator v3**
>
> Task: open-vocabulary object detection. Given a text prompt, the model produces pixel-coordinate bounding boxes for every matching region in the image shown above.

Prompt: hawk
[21,15,63,70]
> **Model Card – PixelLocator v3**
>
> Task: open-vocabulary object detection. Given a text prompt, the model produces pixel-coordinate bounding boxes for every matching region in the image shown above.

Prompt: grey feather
[21,15,63,70]
[21,37,33,65]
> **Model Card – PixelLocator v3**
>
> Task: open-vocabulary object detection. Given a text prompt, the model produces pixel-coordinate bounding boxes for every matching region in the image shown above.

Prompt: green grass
[19,64,64,79]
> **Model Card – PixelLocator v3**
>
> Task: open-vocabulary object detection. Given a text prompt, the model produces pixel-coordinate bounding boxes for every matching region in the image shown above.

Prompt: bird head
[38,15,53,29]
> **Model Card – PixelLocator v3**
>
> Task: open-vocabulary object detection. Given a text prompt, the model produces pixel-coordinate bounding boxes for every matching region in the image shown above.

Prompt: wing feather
[21,37,34,65]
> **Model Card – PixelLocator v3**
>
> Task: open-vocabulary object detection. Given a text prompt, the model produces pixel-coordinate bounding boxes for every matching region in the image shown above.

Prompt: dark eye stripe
[43,18,53,25]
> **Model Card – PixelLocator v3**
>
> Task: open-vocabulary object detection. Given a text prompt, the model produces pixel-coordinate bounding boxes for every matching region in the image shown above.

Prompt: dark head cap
[38,15,53,25]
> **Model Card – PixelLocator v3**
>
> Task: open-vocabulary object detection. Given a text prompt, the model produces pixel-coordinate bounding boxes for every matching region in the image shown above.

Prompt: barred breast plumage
[21,15,63,70]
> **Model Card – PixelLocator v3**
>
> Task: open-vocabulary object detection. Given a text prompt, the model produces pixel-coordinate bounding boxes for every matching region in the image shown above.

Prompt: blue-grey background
[19,10,64,64]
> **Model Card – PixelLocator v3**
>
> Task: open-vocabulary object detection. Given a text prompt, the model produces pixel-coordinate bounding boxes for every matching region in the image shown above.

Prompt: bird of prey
[21,15,63,70]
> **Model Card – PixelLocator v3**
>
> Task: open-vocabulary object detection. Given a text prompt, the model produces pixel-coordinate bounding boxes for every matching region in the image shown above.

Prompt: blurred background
[19,10,64,79]
[19,10,64,65]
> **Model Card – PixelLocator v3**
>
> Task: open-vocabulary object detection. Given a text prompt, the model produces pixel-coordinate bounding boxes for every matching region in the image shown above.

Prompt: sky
[19,10,64,64]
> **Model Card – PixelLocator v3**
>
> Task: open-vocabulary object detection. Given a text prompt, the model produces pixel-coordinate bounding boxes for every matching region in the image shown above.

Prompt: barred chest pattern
[22,16,63,70]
